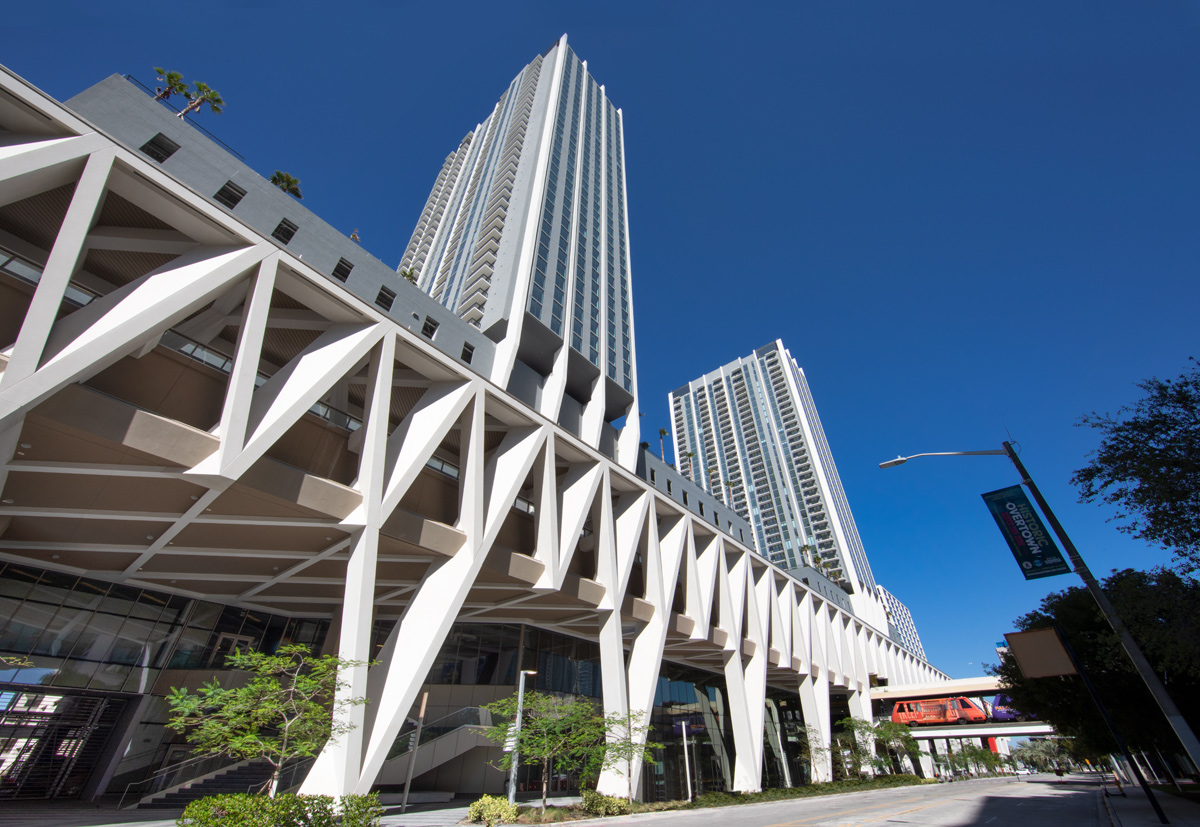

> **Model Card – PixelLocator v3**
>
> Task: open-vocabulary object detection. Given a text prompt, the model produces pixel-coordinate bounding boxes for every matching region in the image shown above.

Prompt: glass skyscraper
[400,35,639,463]
[670,340,888,627]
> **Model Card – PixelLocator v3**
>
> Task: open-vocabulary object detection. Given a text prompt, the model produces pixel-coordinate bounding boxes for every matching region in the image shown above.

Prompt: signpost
[981,485,1070,579]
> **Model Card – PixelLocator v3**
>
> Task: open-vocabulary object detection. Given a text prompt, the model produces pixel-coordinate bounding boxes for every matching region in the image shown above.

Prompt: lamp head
[879,457,908,469]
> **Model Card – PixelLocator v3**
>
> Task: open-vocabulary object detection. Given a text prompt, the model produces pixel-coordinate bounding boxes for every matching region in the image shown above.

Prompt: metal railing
[386,706,493,761]
[118,751,239,809]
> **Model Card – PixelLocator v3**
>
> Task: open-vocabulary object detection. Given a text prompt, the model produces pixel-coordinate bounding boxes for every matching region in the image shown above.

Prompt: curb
[1101,788,1123,827]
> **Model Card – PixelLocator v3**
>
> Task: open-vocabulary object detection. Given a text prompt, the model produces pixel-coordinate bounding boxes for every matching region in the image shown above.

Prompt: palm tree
[153,68,188,103]
[269,171,303,200]
[177,82,224,118]
[658,428,667,461]
[682,451,695,481]
[400,267,418,285]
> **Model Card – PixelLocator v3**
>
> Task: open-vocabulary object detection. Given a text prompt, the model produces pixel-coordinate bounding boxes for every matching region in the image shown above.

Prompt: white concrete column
[798,674,831,782]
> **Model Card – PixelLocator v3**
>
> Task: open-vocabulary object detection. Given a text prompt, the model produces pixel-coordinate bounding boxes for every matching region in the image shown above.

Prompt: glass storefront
[0,563,329,799]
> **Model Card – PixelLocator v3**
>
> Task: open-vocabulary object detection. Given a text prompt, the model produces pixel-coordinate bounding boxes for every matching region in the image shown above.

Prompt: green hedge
[176,792,383,827]
[467,794,520,826]
[579,789,630,816]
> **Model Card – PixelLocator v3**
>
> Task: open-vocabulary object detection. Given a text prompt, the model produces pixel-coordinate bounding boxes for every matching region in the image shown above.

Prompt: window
[421,317,439,339]
[213,180,247,209]
[650,470,656,484]
[375,286,396,312]
[272,219,299,245]
[683,493,689,506]
[699,504,704,517]
[667,481,672,495]
[461,343,475,364]
[139,133,180,163]
[331,258,354,282]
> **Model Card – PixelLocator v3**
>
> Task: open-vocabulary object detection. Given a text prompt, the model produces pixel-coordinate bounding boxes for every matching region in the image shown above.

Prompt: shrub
[468,794,520,826]
[177,792,383,827]
[579,789,630,816]
[341,792,385,827]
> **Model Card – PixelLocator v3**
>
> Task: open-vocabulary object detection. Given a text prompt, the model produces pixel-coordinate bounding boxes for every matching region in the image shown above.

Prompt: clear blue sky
[6,1,1198,679]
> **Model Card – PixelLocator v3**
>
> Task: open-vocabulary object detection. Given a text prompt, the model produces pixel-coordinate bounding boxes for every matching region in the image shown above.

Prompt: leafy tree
[833,717,875,777]
[1073,359,1200,572]
[872,720,924,775]
[178,81,225,118]
[989,567,1200,756]
[269,171,303,200]
[601,709,663,802]
[153,67,188,102]
[794,724,830,783]
[166,644,369,796]
[483,692,606,809]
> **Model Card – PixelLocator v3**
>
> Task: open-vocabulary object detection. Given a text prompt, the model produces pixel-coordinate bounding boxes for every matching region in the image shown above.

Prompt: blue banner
[981,485,1071,580]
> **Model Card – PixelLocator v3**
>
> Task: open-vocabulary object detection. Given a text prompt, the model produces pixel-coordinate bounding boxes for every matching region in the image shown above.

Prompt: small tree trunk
[268,764,280,798]
[541,757,549,810]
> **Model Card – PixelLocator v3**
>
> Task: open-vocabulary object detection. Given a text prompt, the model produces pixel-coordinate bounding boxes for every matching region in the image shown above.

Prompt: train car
[891,696,989,726]
[991,693,1035,722]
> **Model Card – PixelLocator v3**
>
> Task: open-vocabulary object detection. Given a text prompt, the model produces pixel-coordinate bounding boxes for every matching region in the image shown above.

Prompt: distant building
[877,586,927,661]
[670,340,888,628]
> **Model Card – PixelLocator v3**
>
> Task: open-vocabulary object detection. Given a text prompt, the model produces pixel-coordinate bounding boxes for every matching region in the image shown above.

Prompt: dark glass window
[375,286,396,312]
[421,317,439,339]
[213,180,247,209]
[331,258,354,282]
[139,133,180,163]
[272,219,299,245]
[460,343,474,364]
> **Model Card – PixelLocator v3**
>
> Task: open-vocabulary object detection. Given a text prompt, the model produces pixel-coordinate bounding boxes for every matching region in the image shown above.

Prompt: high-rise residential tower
[670,340,887,627]
[877,586,927,660]
[400,35,639,467]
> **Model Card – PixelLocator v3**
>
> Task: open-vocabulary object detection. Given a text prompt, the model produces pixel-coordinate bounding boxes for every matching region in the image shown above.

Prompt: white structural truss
[0,65,946,799]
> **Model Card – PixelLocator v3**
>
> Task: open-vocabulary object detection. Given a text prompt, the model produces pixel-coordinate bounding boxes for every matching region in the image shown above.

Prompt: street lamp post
[881,441,1200,774]
[507,670,537,805]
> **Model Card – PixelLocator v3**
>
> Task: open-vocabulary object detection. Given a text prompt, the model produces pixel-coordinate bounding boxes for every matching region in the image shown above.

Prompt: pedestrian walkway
[1102,784,1200,826]
[0,795,583,827]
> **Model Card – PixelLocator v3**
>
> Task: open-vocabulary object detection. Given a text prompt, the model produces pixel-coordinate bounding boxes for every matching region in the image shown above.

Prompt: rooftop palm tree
[177,81,224,118]
[269,171,303,200]
[153,68,189,103]
[658,427,667,461]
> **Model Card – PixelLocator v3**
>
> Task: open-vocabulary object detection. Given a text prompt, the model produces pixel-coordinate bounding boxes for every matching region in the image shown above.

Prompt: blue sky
[6,1,1198,679]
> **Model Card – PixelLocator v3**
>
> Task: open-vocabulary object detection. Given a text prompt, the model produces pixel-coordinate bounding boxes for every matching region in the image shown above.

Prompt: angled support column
[301,334,395,796]
[2,148,115,390]
[798,674,832,782]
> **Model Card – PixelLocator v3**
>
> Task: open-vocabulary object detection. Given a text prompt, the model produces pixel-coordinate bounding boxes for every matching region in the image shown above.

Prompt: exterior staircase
[138,760,275,808]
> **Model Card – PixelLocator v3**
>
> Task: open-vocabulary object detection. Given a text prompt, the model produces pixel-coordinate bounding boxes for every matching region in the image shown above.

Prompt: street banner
[981,485,1071,580]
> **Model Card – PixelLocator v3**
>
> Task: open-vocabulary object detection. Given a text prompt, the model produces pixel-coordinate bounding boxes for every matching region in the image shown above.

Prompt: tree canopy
[1072,359,1200,572]
[989,567,1200,756]
[483,692,606,808]
[166,644,367,796]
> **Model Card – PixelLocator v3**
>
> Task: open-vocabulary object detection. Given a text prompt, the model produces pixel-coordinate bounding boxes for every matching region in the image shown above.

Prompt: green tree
[269,171,303,200]
[794,724,830,783]
[601,710,663,802]
[152,67,188,102]
[483,692,606,810]
[1072,358,1200,572]
[989,567,1200,756]
[400,267,418,285]
[178,81,225,118]
[833,717,875,777]
[872,720,924,775]
[166,644,369,796]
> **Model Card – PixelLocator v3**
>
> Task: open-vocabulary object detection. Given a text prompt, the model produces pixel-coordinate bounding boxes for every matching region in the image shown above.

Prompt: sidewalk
[1103,784,1200,826]
[1,795,583,827]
